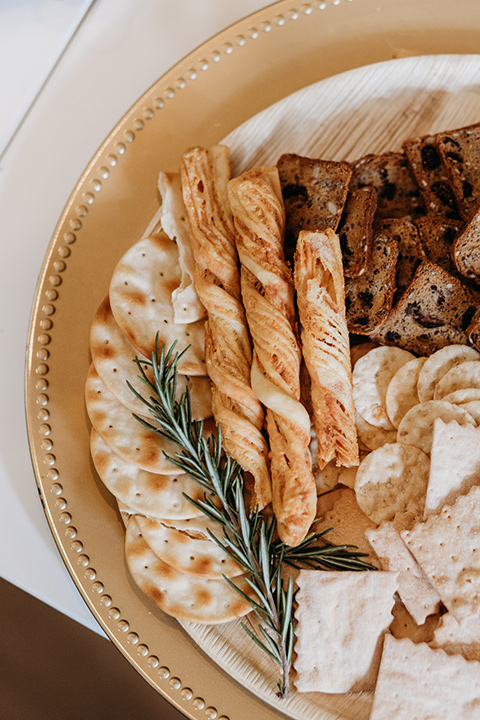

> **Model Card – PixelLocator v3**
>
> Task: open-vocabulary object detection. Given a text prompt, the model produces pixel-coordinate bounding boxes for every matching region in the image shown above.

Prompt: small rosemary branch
[128,337,375,699]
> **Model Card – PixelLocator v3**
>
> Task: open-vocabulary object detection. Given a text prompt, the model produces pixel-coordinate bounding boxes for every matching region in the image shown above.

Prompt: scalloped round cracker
[90,296,212,418]
[385,356,427,428]
[397,400,475,455]
[434,360,480,400]
[354,443,430,524]
[442,388,480,404]
[352,346,414,430]
[125,518,253,623]
[109,233,206,375]
[135,515,243,578]
[417,344,480,402]
[90,428,204,519]
[85,364,180,474]
[355,409,397,451]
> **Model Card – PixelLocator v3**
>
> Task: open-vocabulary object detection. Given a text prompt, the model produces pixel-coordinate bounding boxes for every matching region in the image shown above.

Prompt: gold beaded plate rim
[24,1,480,719]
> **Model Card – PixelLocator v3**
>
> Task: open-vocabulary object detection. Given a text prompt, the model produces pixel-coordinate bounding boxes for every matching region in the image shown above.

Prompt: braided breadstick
[181,146,271,509]
[294,230,359,469]
[229,167,317,547]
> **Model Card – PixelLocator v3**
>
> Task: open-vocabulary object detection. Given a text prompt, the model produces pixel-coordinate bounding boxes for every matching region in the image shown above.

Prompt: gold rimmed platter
[25,2,480,719]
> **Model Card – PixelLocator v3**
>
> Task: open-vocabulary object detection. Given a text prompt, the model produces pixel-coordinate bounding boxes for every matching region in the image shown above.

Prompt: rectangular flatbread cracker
[370,635,480,720]
[366,522,440,625]
[402,485,480,622]
[426,418,480,516]
[294,569,397,693]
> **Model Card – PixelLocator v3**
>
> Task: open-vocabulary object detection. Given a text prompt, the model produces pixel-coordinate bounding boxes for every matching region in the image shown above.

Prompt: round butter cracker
[135,515,243,579]
[353,346,414,430]
[434,360,480,400]
[109,233,206,375]
[385,356,427,428]
[90,296,212,418]
[417,344,480,402]
[90,428,204,519]
[85,364,180,475]
[397,400,476,455]
[125,518,253,624]
[355,409,397,451]
[354,443,429,524]
[442,388,480,404]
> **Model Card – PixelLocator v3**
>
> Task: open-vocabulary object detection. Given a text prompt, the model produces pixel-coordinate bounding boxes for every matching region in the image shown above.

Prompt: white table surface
[0,0,275,635]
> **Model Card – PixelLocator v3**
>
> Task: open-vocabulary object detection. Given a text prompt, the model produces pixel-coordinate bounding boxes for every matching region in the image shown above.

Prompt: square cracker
[426,418,480,517]
[366,522,440,625]
[402,485,480,623]
[370,634,480,720]
[294,570,397,693]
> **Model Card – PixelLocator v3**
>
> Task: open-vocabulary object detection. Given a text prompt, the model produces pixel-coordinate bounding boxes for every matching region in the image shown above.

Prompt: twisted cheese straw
[228,167,317,547]
[181,146,271,509]
[294,230,359,469]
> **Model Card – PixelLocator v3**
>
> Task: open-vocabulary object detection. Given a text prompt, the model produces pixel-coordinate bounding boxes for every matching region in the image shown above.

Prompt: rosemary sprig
[128,337,374,699]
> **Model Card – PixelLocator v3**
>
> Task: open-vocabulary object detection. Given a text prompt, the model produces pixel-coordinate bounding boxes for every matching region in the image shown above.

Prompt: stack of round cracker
[351,343,480,526]
[85,231,252,624]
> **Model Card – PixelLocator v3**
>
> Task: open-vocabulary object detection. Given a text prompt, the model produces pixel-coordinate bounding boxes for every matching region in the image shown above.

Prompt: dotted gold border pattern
[29,2,351,719]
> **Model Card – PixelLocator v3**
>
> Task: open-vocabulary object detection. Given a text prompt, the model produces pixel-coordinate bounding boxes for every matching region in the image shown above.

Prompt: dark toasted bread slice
[345,229,399,335]
[403,134,460,219]
[435,122,480,221]
[381,218,425,300]
[337,185,377,278]
[416,216,463,277]
[370,260,480,355]
[277,153,352,260]
[349,151,425,227]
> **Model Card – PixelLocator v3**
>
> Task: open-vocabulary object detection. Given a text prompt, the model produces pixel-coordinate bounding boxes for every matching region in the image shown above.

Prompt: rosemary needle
[128,337,375,699]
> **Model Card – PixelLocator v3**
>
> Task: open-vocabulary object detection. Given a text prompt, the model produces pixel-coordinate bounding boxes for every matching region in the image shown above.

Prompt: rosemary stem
[130,338,374,700]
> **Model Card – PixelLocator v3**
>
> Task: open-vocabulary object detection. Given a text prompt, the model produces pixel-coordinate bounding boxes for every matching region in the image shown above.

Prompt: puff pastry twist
[229,167,317,547]
[181,146,271,509]
[294,230,359,469]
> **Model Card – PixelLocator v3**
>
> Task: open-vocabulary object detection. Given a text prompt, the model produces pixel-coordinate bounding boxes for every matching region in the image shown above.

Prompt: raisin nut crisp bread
[453,204,480,283]
[402,133,461,219]
[349,151,425,227]
[435,121,480,222]
[416,215,463,278]
[277,153,352,260]
[370,260,480,355]
[380,218,425,300]
[337,185,377,278]
[345,225,399,334]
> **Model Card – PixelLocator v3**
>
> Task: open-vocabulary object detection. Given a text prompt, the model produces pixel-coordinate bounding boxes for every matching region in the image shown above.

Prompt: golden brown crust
[182,146,271,509]
[229,166,317,547]
[294,230,359,469]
